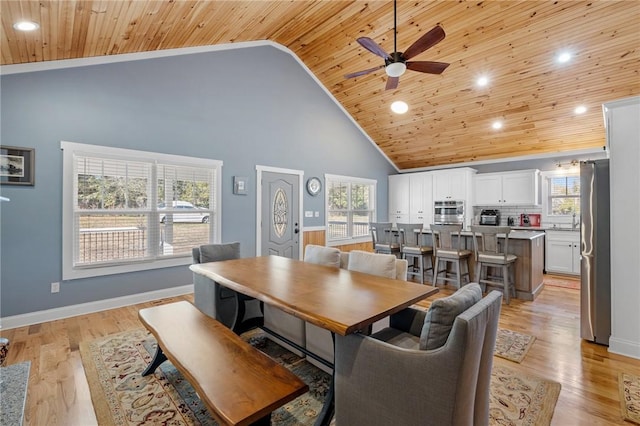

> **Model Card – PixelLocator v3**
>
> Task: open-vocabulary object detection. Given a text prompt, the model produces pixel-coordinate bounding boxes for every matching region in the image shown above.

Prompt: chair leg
[425,255,434,284]
[455,260,462,289]
[474,262,481,286]
[433,257,440,285]
[502,264,510,304]
[418,255,424,284]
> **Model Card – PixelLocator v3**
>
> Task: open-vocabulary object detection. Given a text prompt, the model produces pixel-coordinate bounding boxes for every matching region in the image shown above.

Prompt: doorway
[256,166,303,259]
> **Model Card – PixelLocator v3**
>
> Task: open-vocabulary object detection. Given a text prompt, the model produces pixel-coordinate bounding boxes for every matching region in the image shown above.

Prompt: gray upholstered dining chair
[334,284,502,426]
[192,242,263,334]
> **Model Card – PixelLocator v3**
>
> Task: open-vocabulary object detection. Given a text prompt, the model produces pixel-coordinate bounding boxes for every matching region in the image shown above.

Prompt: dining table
[190,254,439,426]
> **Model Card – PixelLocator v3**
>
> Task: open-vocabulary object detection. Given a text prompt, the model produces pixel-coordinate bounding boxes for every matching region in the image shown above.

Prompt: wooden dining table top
[190,255,438,336]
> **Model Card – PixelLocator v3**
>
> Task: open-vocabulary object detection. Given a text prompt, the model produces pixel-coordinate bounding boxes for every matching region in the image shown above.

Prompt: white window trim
[324,173,377,246]
[61,141,222,280]
[540,170,579,226]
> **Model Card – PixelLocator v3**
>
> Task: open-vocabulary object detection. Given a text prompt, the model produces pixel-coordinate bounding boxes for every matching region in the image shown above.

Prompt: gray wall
[0,45,396,317]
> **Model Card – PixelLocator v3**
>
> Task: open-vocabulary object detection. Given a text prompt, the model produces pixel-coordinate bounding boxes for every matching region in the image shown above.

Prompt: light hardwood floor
[2,277,639,425]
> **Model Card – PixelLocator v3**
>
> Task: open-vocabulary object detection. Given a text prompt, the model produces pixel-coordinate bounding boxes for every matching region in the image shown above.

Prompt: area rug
[0,361,31,426]
[81,329,560,425]
[620,372,640,424]
[490,363,561,425]
[494,328,536,363]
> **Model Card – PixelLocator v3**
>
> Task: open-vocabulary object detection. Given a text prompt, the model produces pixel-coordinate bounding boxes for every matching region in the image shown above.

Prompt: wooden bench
[138,301,308,426]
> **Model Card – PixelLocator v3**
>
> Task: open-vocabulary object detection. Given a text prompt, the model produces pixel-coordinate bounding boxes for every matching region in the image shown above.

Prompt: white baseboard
[609,336,640,360]
[0,284,194,330]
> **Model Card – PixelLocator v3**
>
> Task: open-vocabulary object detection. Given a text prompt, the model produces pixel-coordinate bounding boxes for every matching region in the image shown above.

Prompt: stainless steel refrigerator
[580,159,611,345]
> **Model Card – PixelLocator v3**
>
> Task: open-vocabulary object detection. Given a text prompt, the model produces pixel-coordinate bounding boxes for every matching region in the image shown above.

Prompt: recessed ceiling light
[391,101,408,114]
[476,76,489,87]
[574,105,587,114]
[13,21,39,31]
[557,51,572,63]
[492,121,503,130]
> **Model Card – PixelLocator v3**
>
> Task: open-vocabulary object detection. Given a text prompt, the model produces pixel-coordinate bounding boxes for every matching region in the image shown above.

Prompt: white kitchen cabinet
[474,170,540,206]
[409,172,433,226]
[388,174,410,223]
[545,230,580,275]
[432,168,476,201]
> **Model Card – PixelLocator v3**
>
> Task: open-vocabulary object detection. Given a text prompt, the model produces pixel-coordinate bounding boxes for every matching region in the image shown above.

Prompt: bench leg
[142,344,167,376]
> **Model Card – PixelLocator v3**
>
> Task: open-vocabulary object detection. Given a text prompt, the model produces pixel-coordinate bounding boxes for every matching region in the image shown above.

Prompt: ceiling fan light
[386,62,406,77]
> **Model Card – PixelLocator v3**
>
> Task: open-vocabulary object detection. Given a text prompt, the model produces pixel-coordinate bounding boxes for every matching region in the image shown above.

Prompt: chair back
[192,242,240,264]
[370,222,394,246]
[431,223,463,254]
[470,225,511,261]
[334,290,503,426]
[303,244,341,268]
[396,223,423,249]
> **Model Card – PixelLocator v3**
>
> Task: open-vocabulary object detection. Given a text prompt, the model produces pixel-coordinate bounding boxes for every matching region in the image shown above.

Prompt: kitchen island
[417,229,545,301]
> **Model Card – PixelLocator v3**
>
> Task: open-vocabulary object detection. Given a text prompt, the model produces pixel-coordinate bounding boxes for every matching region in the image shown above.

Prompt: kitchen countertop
[417,228,545,240]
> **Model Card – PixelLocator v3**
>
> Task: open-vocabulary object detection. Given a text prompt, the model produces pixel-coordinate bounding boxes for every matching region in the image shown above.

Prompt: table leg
[314,332,336,426]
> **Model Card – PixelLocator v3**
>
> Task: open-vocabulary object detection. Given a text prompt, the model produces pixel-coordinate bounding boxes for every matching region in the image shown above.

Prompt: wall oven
[434,200,465,224]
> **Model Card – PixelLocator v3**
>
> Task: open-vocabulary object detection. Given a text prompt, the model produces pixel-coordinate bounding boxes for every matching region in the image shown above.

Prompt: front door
[259,169,301,258]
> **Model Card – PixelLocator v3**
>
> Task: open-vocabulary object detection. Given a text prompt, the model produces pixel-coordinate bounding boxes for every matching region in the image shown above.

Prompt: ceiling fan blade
[385,76,399,91]
[344,65,385,79]
[356,37,391,59]
[406,61,450,74]
[402,25,446,60]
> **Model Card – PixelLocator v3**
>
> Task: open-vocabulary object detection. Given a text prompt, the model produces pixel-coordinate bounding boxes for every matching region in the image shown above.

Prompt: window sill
[62,256,191,281]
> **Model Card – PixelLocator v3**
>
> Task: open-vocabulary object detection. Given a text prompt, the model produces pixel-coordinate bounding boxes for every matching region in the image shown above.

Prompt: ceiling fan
[345,0,450,90]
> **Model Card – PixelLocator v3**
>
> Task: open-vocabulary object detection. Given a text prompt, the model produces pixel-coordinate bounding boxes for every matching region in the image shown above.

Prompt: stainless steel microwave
[434,200,465,224]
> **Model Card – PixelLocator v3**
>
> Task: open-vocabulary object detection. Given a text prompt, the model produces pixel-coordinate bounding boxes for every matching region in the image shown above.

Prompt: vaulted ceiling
[2,1,639,170]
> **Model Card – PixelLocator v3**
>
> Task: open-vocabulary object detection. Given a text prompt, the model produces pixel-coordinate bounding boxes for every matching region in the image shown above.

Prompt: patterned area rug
[620,372,640,424]
[494,328,536,363]
[80,329,560,425]
[490,363,561,425]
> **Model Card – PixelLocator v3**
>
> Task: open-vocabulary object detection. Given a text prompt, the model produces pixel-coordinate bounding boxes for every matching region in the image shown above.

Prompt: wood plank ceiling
[2,1,639,170]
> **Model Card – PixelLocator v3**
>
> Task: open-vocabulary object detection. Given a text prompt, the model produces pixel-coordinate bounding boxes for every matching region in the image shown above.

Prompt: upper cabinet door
[502,171,539,205]
[474,174,502,204]
[409,173,433,225]
[388,174,410,216]
[434,170,467,200]
[473,170,539,206]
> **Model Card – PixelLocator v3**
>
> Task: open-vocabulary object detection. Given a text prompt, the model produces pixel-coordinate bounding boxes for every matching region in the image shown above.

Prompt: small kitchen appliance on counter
[479,209,501,225]
[519,213,541,227]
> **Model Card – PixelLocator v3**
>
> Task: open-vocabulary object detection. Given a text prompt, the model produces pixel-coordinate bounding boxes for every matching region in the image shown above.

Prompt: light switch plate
[314,211,319,217]
[305,211,313,217]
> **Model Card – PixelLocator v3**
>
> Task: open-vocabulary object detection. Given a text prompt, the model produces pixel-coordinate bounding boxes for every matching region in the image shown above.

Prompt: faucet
[572,213,580,229]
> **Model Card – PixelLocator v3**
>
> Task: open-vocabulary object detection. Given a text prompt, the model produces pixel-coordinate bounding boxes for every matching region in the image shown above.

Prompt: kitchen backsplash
[473,205,543,226]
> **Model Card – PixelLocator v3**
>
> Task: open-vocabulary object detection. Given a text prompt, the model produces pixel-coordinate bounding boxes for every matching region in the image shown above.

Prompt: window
[547,174,580,215]
[325,174,376,243]
[62,141,222,280]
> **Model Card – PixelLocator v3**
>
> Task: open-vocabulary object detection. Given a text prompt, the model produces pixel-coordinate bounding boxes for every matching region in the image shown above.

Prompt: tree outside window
[549,175,580,215]
[326,175,376,241]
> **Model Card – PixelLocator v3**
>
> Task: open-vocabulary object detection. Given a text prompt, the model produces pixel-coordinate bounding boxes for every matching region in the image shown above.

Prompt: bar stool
[397,223,433,284]
[370,222,401,258]
[431,224,471,288]
[470,225,517,304]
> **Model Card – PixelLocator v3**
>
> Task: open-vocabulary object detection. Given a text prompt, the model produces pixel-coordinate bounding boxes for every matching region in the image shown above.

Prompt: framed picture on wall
[0,146,35,186]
